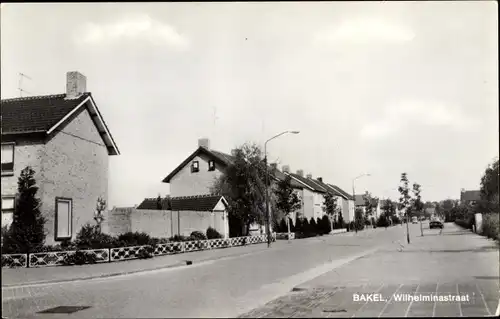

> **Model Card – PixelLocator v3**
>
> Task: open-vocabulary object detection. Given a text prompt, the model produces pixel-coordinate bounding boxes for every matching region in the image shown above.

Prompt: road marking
[404,283,420,317]
[475,281,492,316]
[456,283,463,317]
[377,283,403,318]
[432,282,439,317]
[352,283,385,318]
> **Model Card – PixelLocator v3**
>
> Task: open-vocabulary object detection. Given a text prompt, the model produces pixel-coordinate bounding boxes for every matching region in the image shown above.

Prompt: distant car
[411,216,418,224]
[430,220,444,229]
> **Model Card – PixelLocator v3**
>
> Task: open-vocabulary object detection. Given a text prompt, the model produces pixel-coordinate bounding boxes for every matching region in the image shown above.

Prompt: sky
[1,2,498,207]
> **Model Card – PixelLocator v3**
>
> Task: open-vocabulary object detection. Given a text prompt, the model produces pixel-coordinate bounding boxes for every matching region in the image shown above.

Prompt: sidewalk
[2,241,284,288]
[240,223,500,318]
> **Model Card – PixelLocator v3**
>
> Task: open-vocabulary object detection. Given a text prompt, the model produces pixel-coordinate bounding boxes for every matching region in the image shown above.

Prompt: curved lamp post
[352,173,371,233]
[265,130,300,248]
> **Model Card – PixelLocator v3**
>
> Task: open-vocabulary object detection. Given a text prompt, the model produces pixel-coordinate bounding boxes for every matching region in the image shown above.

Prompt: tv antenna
[18,72,32,97]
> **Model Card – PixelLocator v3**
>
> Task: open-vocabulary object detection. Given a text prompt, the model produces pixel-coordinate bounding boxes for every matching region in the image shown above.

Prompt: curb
[2,245,274,289]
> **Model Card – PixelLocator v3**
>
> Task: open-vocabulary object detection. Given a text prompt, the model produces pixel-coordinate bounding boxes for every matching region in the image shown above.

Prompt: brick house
[1,71,119,245]
[161,138,306,235]
[286,171,327,221]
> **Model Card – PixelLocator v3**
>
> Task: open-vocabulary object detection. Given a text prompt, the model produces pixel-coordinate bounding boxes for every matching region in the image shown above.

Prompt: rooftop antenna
[18,72,32,97]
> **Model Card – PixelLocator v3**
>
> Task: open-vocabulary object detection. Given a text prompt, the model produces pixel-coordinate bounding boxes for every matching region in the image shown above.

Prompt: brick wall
[105,208,229,239]
[169,153,224,197]
[41,108,109,245]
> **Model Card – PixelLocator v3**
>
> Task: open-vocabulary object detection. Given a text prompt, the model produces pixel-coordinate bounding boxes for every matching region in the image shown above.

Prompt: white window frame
[55,197,73,241]
[1,196,15,229]
[191,160,199,173]
[1,143,15,176]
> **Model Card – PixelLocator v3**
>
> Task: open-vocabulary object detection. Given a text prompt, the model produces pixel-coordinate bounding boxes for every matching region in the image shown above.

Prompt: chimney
[198,138,210,149]
[317,177,323,183]
[66,71,87,99]
[282,165,290,173]
[231,149,238,157]
[296,170,304,177]
[270,163,278,171]
[306,173,312,179]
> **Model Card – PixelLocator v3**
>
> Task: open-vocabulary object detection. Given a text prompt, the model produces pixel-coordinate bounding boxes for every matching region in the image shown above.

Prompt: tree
[2,167,46,253]
[323,192,338,232]
[382,199,396,218]
[94,197,107,233]
[362,192,379,227]
[211,143,269,237]
[309,217,318,236]
[294,215,303,233]
[355,208,364,231]
[479,158,499,213]
[320,215,332,234]
[412,183,424,236]
[338,211,345,229]
[275,175,302,238]
[398,172,412,244]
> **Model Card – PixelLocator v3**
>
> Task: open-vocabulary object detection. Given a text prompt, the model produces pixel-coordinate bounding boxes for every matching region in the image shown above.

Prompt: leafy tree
[275,175,302,236]
[479,158,499,213]
[338,211,345,229]
[211,143,270,236]
[278,218,288,233]
[412,183,424,236]
[2,167,46,253]
[382,199,396,218]
[398,172,412,244]
[354,208,364,231]
[320,215,332,234]
[323,192,338,231]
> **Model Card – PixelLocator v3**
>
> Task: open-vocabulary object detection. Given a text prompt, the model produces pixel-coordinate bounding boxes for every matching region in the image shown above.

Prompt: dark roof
[328,184,354,200]
[1,94,89,133]
[137,195,226,211]
[162,147,302,189]
[460,190,481,202]
[355,195,366,206]
[288,173,326,193]
[1,93,119,155]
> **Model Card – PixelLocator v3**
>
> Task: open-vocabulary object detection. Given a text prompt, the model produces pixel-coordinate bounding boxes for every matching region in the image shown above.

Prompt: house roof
[1,93,120,155]
[355,195,366,206]
[162,146,303,189]
[137,194,227,212]
[460,190,481,202]
[328,184,354,201]
[288,173,327,193]
[311,179,345,198]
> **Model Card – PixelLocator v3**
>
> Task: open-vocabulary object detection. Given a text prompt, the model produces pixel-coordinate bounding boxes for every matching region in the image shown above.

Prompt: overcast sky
[1,2,498,207]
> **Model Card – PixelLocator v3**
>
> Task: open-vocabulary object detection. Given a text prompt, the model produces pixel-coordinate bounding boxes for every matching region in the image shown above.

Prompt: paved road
[1,227,400,318]
[240,223,500,318]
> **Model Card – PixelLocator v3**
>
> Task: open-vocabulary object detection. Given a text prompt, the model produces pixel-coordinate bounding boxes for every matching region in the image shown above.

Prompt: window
[1,143,14,174]
[1,197,15,228]
[191,161,199,173]
[55,198,72,240]
[208,160,215,171]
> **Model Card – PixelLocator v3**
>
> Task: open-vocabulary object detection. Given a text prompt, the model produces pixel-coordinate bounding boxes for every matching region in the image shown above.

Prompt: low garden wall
[1,234,275,268]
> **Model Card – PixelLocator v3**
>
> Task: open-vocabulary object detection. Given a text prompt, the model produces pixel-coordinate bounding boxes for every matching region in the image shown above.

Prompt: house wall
[169,154,224,197]
[1,138,45,197]
[41,108,109,245]
[313,192,326,221]
[131,209,172,238]
[302,188,315,220]
[178,210,228,238]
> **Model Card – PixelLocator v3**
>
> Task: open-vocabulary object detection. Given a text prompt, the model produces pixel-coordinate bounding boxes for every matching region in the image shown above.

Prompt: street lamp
[264,130,300,248]
[352,173,371,233]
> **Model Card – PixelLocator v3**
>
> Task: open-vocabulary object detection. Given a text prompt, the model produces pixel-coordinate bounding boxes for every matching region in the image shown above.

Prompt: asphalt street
[2,223,498,318]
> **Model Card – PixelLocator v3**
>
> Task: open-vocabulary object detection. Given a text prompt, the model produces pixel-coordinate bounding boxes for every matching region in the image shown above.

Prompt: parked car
[429,220,444,229]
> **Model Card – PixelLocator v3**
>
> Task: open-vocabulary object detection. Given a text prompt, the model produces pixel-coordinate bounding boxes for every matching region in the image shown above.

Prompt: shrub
[278,219,288,233]
[321,215,332,234]
[189,231,207,241]
[288,218,295,232]
[2,167,47,254]
[294,216,303,233]
[391,215,401,225]
[117,231,153,246]
[338,214,345,229]
[169,234,189,242]
[206,227,223,239]
[76,224,119,249]
[376,215,390,228]
[481,213,499,241]
[137,246,154,259]
[62,251,97,266]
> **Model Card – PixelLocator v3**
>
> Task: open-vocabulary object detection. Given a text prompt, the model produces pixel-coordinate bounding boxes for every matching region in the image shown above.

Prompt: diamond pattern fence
[110,245,151,262]
[1,253,28,268]
[3,234,275,268]
[153,242,185,256]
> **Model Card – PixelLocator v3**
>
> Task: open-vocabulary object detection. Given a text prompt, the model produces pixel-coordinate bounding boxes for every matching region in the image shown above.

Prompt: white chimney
[198,138,210,149]
[231,149,238,157]
[296,170,304,177]
[306,173,312,179]
[66,71,87,99]
[282,165,290,173]
[317,177,323,183]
